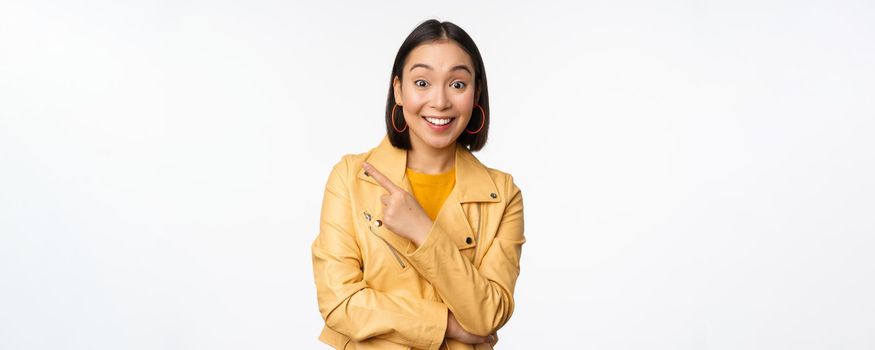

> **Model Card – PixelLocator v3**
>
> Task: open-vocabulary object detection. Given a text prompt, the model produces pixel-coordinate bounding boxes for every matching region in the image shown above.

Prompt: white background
[2,0,874,349]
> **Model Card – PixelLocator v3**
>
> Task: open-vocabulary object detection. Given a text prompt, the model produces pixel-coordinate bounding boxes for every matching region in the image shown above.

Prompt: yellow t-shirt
[405,165,456,221]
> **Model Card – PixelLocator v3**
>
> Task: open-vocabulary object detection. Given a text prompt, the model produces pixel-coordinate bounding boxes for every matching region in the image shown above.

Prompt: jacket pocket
[368,225,407,269]
[361,210,408,270]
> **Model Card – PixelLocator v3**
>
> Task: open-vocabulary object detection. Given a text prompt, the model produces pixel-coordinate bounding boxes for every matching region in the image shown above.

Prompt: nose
[430,86,451,110]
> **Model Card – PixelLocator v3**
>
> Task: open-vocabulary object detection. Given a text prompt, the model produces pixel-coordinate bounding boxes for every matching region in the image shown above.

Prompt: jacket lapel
[357,135,501,251]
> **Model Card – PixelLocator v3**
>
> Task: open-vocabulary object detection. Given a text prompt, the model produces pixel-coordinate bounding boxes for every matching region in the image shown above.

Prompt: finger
[469,335,489,344]
[380,194,391,206]
[363,162,400,194]
[458,329,489,344]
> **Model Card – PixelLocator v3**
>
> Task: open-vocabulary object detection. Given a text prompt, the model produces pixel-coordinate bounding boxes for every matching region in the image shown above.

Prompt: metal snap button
[363,212,372,221]
[374,219,383,227]
[466,236,473,244]
[364,171,370,177]
[490,192,497,199]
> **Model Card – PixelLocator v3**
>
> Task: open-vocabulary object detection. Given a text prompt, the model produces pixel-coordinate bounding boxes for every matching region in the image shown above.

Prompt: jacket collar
[356,135,500,204]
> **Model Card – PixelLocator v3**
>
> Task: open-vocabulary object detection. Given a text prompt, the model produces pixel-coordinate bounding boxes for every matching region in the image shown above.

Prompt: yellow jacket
[311,135,526,350]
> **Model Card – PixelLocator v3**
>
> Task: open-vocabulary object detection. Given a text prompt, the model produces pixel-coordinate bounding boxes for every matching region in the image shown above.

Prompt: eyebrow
[409,63,472,75]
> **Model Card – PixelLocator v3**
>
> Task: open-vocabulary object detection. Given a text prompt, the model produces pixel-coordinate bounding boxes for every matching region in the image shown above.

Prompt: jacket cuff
[423,303,449,350]
[403,219,459,281]
[404,218,450,255]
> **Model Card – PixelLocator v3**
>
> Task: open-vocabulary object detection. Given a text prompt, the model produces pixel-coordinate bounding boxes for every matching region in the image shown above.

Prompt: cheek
[400,93,428,113]
[454,95,476,121]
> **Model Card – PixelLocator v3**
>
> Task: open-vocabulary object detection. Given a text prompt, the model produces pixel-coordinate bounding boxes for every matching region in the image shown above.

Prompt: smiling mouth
[422,116,456,126]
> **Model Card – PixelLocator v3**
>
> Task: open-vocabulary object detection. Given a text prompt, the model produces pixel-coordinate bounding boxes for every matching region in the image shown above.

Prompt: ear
[392,76,403,106]
[475,84,482,104]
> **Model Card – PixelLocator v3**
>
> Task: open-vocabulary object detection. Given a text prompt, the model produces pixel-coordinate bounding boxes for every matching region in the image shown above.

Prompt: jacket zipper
[368,226,406,268]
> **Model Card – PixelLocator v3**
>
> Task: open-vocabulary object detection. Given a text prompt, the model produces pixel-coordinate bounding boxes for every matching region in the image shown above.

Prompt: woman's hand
[363,162,433,246]
[446,311,495,344]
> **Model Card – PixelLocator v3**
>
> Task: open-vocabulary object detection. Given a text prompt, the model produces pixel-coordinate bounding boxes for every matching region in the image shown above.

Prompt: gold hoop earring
[465,104,486,134]
[391,103,407,133]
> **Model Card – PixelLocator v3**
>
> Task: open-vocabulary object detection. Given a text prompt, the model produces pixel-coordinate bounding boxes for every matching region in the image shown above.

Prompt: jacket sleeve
[312,156,448,350]
[403,175,525,337]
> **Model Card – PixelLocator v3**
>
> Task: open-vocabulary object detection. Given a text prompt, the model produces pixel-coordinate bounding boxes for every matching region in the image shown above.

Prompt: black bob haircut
[385,19,489,151]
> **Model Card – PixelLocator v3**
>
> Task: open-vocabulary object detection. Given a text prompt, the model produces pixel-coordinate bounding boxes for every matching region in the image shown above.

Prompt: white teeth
[424,117,452,126]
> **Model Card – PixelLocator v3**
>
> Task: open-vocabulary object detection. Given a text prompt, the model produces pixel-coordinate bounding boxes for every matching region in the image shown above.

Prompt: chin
[415,131,461,150]
[425,138,456,149]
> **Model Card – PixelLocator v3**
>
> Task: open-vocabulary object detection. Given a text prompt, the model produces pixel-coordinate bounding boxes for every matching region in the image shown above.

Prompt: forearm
[404,231,518,336]
[313,242,448,349]
[321,285,448,349]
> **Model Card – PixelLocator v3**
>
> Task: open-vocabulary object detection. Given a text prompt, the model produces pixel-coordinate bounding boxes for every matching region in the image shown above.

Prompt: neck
[406,139,456,174]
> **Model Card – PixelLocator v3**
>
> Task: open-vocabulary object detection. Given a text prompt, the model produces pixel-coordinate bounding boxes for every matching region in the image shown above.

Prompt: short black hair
[385,19,490,151]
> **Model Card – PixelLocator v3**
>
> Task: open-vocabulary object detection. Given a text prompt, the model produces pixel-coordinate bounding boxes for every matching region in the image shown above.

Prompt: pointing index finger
[363,162,400,194]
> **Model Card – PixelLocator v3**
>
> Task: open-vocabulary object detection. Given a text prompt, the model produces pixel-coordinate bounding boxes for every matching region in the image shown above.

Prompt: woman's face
[393,39,478,152]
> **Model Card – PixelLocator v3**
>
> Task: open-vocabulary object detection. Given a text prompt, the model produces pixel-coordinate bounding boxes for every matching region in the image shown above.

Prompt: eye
[451,81,466,89]
[414,79,429,87]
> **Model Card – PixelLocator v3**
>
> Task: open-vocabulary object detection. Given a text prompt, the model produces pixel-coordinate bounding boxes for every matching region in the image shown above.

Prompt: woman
[311,19,525,350]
